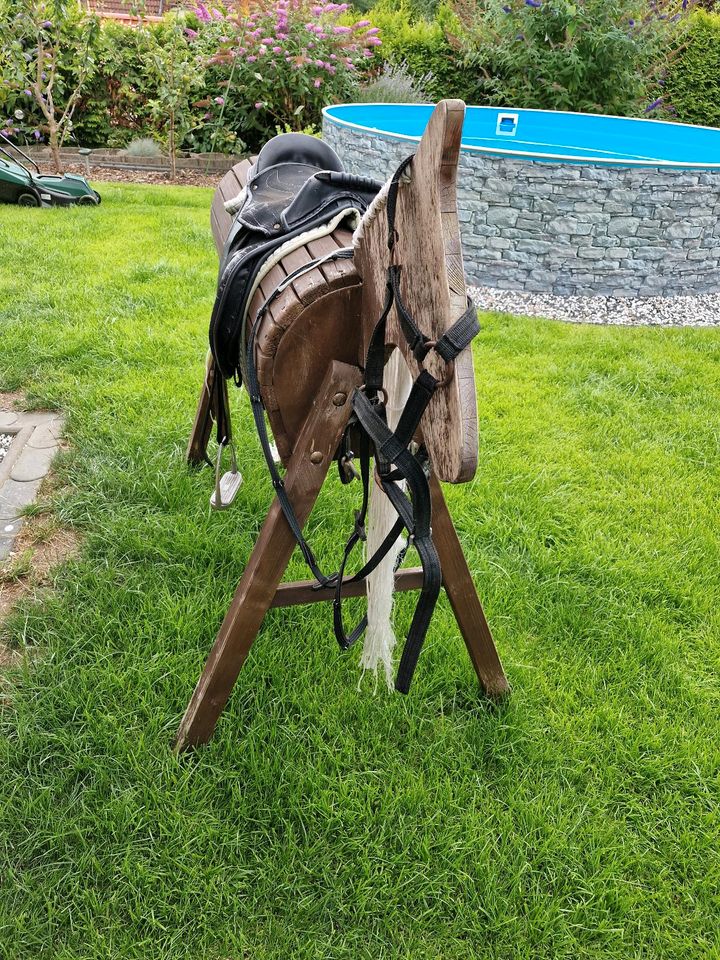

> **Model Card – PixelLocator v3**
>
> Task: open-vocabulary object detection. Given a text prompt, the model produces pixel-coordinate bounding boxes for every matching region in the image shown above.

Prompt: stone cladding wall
[323,118,720,297]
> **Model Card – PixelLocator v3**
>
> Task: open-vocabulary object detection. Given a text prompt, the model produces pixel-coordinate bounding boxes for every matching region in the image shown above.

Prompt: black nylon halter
[220,154,480,691]
[327,155,480,689]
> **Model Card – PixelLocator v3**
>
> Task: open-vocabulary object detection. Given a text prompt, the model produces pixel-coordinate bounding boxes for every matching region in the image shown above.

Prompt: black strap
[243,248,356,588]
[349,387,442,690]
[331,152,480,690]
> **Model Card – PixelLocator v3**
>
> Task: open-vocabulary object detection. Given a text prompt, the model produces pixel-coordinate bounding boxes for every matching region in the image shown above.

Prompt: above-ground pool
[322,104,720,298]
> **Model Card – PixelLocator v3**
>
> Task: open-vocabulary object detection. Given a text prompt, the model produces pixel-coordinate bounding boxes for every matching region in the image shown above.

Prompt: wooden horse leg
[430,472,510,699]
[174,361,362,751]
[186,354,221,467]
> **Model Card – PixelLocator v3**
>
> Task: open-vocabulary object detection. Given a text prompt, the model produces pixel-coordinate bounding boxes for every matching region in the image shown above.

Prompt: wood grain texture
[271,567,425,608]
[249,227,362,466]
[353,100,479,484]
[174,361,362,751]
[211,158,253,253]
[186,356,216,466]
[430,472,509,697]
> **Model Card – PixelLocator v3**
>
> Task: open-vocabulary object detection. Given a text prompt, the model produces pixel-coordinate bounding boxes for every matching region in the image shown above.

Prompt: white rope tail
[360,348,414,690]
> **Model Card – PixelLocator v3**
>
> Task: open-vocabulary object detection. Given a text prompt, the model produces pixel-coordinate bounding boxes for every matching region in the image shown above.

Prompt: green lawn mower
[0,133,100,207]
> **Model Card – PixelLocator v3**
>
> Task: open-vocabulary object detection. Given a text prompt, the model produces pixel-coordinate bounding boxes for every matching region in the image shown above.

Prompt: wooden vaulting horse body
[177,101,509,751]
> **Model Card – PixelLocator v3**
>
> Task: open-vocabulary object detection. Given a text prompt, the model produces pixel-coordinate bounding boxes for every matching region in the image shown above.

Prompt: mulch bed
[61,161,221,189]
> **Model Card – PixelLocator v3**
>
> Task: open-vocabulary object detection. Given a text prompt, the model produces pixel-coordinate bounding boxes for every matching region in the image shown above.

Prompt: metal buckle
[339,453,359,483]
[359,384,389,405]
[418,340,455,388]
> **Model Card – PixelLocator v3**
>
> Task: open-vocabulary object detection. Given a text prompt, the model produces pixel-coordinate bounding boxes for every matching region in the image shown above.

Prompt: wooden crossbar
[270,568,425,608]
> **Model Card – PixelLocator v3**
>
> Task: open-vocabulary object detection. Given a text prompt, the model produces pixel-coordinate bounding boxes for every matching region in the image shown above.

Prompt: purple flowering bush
[194,0,381,150]
[454,0,698,117]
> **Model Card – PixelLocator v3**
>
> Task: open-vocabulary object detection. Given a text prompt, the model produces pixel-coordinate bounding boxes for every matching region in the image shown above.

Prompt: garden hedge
[666,11,720,128]
[2,2,718,155]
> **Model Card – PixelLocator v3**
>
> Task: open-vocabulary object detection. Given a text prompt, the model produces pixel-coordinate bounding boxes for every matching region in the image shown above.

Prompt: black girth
[226,154,480,691]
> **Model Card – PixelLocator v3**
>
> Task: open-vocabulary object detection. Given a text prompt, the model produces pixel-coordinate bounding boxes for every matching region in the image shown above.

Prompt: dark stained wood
[190,159,360,467]
[430,472,510,698]
[271,567,425,608]
[211,157,253,254]
[186,356,217,466]
[174,361,363,751]
[270,285,362,456]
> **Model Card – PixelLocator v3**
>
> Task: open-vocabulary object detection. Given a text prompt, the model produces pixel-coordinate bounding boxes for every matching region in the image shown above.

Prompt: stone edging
[22,146,244,175]
[0,411,64,563]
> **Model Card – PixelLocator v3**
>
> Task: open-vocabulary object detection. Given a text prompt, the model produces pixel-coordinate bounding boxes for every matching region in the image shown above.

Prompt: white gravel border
[0,433,12,465]
[469,286,720,327]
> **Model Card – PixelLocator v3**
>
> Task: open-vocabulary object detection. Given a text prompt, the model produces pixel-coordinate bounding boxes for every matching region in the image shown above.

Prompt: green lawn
[1,183,719,960]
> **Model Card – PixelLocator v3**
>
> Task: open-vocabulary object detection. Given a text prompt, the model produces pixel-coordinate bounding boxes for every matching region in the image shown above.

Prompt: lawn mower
[0,133,100,207]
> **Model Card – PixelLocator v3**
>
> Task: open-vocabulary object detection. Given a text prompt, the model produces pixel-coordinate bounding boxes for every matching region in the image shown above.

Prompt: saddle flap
[281,171,383,231]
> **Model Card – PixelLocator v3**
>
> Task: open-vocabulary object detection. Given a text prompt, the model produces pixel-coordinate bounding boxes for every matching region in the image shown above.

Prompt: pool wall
[322,116,720,298]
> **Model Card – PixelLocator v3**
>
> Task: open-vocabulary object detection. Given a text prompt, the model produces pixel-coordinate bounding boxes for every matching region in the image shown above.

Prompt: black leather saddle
[210,133,382,382]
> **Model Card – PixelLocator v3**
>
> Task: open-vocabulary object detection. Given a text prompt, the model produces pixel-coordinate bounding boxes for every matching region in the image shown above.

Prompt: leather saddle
[209,133,382,382]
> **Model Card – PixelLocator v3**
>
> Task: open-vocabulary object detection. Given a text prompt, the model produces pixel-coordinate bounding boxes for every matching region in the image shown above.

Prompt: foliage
[365,1,474,101]
[0,0,100,170]
[72,21,165,148]
[3,0,717,162]
[665,10,720,126]
[355,59,433,102]
[2,185,720,958]
[124,137,164,157]
[143,15,207,177]
[195,0,381,151]
[453,0,699,117]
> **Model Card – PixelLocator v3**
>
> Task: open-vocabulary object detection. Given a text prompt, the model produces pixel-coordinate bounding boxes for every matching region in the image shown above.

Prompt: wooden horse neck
[352,100,478,485]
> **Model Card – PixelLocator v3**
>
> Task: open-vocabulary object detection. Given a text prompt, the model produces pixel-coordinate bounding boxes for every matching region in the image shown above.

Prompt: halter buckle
[359,384,389,406]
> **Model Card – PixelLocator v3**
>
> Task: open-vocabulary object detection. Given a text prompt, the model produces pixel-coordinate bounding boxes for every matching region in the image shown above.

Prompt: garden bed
[58,160,222,188]
[23,146,244,183]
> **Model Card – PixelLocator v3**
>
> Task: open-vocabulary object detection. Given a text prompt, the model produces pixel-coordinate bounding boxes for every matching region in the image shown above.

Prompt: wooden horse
[176,100,509,751]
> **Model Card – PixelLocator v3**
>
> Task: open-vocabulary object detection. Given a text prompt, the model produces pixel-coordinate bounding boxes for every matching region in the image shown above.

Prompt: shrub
[355,60,433,102]
[124,137,164,157]
[453,0,697,118]
[665,10,720,126]
[365,1,474,101]
[73,21,163,148]
[198,0,380,150]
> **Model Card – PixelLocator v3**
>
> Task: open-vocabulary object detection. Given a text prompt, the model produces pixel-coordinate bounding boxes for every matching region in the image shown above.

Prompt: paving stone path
[0,410,64,563]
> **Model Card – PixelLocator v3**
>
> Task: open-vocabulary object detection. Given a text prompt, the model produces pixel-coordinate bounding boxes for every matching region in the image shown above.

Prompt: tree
[143,14,204,179]
[1,1,100,172]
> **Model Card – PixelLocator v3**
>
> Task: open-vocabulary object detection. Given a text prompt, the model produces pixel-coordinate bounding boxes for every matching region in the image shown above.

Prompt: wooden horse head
[353,100,476,484]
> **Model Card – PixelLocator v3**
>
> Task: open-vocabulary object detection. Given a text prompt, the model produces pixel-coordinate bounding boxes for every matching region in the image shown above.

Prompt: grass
[1,182,719,960]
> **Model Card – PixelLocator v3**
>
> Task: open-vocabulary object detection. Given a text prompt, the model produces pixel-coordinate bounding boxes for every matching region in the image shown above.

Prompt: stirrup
[210,439,243,510]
